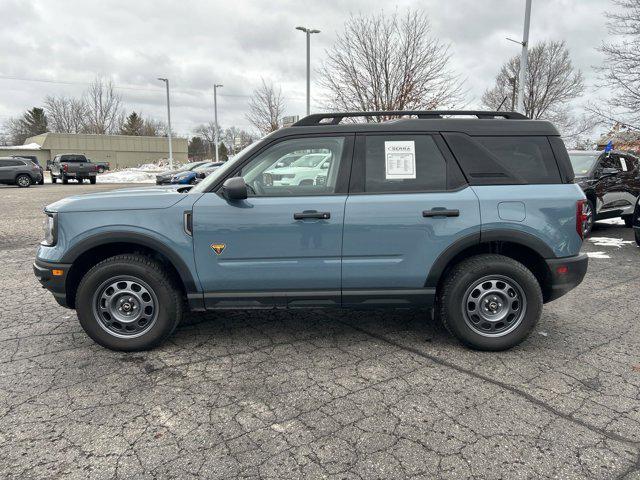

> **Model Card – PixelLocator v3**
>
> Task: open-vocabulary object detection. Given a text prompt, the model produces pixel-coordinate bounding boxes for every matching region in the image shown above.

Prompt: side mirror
[221,176,248,200]
[600,167,619,177]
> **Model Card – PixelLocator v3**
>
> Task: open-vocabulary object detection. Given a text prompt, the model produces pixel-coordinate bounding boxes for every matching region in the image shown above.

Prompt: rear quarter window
[443,133,562,185]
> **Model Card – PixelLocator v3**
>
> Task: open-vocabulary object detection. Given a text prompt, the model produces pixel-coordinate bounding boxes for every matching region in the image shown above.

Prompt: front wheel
[15,174,32,188]
[75,254,183,351]
[438,254,542,351]
[90,176,96,184]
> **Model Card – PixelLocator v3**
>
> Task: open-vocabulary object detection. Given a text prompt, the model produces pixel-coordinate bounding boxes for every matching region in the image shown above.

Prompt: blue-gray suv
[34,111,588,352]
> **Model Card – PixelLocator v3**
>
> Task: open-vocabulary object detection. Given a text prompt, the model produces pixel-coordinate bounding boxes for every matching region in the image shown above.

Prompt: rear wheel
[75,254,183,351]
[438,254,542,351]
[635,228,640,247]
[62,175,68,184]
[97,167,105,173]
[77,178,83,184]
[583,199,595,237]
[90,176,96,185]
[15,174,32,188]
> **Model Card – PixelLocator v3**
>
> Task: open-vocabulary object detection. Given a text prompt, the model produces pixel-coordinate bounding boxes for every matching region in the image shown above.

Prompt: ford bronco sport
[34,111,588,352]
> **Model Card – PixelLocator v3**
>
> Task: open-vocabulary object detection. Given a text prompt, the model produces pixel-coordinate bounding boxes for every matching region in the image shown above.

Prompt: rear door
[595,154,638,216]
[341,133,480,306]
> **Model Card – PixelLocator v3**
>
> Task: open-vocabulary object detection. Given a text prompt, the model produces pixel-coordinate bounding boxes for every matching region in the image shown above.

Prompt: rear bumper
[544,253,588,302]
[33,259,71,308]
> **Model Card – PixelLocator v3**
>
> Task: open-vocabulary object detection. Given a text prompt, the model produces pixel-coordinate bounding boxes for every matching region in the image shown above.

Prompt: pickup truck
[50,154,97,184]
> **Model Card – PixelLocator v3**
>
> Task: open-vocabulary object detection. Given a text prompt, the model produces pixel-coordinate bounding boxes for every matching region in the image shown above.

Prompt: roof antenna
[497,96,508,112]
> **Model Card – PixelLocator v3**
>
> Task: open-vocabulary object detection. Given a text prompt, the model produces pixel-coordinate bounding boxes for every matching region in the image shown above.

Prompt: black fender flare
[61,232,199,293]
[425,229,555,288]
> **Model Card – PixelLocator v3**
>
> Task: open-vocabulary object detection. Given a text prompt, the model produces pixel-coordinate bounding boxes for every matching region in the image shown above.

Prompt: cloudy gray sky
[0,0,617,137]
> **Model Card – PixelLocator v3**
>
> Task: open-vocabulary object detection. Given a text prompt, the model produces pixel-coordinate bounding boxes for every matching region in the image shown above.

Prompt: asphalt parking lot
[0,183,639,479]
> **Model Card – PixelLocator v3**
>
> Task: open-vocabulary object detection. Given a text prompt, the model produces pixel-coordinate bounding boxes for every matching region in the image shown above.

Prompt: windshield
[569,153,599,175]
[290,154,329,168]
[190,140,262,193]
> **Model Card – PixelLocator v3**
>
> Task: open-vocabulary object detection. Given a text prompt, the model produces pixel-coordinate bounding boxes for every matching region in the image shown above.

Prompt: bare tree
[245,79,285,135]
[482,40,584,122]
[83,77,125,134]
[320,9,463,116]
[597,0,640,127]
[194,121,220,158]
[44,95,87,133]
[223,126,255,154]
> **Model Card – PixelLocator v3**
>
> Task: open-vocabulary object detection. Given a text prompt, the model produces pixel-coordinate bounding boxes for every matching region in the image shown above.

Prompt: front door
[341,133,480,306]
[192,135,353,309]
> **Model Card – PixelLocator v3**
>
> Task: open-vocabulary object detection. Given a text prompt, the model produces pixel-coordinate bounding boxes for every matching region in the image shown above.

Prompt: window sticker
[385,141,416,179]
[619,157,628,171]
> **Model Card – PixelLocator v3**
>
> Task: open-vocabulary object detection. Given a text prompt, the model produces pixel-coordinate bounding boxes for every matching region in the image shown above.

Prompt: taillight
[576,200,587,240]
[63,164,68,172]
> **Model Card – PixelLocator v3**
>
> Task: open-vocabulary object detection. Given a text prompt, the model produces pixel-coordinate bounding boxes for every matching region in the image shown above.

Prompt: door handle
[294,210,331,220]
[422,208,460,218]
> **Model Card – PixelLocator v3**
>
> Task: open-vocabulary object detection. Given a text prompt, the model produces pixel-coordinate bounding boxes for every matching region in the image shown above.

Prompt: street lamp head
[309,29,321,34]
[214,84,223,88]
[157,77,167,82]
[296,26,307,32]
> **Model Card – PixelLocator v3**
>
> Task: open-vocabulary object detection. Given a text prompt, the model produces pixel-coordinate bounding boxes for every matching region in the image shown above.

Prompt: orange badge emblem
[211,243,226,255]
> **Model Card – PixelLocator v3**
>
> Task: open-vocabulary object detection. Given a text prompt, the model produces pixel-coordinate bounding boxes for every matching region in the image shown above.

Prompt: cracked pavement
[0,183,639,479]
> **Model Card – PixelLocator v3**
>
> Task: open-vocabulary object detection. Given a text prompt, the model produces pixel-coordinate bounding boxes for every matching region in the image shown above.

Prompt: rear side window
[363,135,447,192]
[444,133,562,185]
[0,159,24,167]
[475,137,561,184]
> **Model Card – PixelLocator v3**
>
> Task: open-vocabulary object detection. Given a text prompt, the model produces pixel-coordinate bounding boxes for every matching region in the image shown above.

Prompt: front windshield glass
[569,153,599,175]
[190,140,262,193]
[290,154,329,168]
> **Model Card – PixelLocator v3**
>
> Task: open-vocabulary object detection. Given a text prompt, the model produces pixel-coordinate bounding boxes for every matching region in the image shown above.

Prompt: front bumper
[33,259,71,308]
[544,253,588,302]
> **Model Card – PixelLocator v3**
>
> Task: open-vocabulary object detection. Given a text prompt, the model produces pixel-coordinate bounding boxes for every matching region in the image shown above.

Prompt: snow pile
[588,237,634,248]
[587,251,611,259]
[137,163,166,172]
[98,168,158,183]
[2,142,42,150]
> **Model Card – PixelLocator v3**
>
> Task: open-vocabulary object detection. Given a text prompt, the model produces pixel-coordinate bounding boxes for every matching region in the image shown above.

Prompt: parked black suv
[568,150,640,235]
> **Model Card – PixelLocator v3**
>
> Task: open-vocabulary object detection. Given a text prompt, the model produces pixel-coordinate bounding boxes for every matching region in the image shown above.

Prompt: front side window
[363,135,447,193]
[239,137,346,196]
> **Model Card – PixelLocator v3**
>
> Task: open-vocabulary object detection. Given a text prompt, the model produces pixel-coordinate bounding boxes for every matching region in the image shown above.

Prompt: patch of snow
[98,169,157,183]
[587,251,611,259]
[538,331,548,337]
[0,142,41,150]
[599,218,625,226]
[588,237,634,248]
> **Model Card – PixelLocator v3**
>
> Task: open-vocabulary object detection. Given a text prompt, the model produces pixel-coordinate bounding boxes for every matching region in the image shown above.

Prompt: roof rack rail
[292,110,528,126]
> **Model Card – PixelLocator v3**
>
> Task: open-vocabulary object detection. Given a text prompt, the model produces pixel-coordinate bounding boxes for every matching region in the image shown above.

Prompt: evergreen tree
[7,107,48,145]
[217,142,229,161]
[120,112,145,136]
[188,136,206,159]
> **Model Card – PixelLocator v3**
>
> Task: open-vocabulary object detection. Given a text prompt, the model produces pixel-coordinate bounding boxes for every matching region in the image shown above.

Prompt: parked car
[264,153,331,186]
[93,161,110,174]
[0,156,43,187]
[50,154,97,184]
[633,196,640,246]
[170,162,224,185]
[12,156,44,185]
[34,110,588,352]
[568,150,640,236]
[155,161,210,185]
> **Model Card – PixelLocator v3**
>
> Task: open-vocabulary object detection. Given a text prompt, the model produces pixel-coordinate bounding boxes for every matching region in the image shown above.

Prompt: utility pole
[517,0,532,116]
[213,84,223,162]
[157,77,173,169]
[296,26,320,116]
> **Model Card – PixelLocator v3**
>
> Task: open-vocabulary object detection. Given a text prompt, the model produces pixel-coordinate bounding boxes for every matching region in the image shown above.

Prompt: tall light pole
[515,0,532,116]
[157,78,173,169]
[213,84,223,162]
[296,26,320,116]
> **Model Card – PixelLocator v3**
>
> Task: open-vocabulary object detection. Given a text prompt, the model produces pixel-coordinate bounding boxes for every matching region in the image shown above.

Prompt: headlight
[42,212,58,246]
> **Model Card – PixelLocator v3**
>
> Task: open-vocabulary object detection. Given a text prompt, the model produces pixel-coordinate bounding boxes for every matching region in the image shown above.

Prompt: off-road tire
[62,175,68,184]
[90,176,97,185]
[438,254,542,351]
[76,254,183,351]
